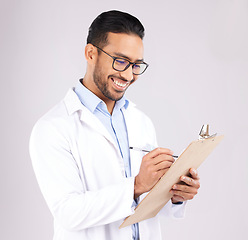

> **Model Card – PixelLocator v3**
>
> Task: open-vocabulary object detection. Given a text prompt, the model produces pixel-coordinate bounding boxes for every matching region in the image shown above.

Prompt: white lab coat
[30,89,185,240]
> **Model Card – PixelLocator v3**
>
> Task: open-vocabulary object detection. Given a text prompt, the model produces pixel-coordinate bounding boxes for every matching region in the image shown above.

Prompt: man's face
[92,32,144,102]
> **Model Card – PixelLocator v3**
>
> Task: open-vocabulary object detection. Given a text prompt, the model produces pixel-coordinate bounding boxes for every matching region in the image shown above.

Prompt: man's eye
[115,59,127,65]
[133,64,141,69]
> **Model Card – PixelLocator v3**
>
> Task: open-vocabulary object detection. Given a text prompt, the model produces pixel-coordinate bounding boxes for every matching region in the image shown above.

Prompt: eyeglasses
[93,45,149,75]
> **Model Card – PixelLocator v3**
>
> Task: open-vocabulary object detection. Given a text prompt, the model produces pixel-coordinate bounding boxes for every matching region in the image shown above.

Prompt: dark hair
[87,10,145,48]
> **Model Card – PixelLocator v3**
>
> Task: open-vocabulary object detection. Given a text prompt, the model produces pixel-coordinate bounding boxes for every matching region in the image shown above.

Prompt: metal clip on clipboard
[199,124,217,140]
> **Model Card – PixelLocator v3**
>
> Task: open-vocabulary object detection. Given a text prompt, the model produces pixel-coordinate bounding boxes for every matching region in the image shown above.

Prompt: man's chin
[111,95,124,102]
[108,91,125,102]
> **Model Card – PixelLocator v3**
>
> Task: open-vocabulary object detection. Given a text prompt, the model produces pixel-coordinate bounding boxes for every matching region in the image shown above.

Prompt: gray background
[1,0,247,239]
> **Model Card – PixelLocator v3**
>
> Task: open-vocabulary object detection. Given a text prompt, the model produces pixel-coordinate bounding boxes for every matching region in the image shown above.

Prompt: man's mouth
[111,77,130,90]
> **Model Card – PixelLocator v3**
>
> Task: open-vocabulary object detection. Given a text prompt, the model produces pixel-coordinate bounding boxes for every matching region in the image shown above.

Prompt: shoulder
[30,89,81,140]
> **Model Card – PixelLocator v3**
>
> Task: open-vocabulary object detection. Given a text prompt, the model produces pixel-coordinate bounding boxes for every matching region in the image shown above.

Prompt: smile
[111,77,130,90]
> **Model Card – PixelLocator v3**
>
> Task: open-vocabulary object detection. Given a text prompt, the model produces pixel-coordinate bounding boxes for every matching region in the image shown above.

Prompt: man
[30,10,200,240]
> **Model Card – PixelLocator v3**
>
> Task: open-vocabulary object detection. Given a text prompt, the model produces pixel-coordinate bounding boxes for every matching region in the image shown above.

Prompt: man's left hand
[170,168,200,204]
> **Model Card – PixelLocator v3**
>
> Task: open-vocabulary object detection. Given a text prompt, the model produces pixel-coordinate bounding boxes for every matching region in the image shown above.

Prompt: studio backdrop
[0,0,247,239]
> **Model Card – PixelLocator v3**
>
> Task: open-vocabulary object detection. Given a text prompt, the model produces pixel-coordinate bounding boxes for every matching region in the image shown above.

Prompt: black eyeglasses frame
[92,44,149,75]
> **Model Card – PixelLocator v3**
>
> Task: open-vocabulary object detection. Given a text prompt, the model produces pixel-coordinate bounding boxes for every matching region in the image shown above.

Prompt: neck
[106,101,115,115]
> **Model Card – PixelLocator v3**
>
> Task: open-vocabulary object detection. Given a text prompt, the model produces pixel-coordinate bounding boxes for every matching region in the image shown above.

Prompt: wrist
[134,176,144,199]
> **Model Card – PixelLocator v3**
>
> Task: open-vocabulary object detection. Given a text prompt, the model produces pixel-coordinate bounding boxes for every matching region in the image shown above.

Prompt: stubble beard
[93,63,125,102]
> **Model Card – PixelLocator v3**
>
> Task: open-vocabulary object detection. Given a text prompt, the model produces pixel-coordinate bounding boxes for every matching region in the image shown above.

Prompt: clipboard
[120,134,224,228]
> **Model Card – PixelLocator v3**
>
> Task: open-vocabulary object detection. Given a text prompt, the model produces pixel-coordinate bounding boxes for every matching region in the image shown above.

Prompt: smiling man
[30,10,200,240]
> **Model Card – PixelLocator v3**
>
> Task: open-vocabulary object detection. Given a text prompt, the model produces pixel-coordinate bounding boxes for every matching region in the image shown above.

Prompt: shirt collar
[114,94,129,111]
[74,79,129,113]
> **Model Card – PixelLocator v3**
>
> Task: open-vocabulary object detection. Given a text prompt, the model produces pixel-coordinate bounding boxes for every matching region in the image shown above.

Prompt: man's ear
[85,44,98,64]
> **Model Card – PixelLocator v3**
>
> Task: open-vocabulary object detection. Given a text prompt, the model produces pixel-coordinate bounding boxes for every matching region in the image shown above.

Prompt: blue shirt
[74,80,139,240]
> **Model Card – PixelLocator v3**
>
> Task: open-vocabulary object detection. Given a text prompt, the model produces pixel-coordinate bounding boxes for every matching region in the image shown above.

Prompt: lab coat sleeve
[29,119,135,231]
[157,199,186,220]
[171,202,186,218]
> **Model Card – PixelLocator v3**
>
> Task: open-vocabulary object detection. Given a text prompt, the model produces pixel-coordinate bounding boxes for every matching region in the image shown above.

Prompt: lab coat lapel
[122,102,137,148]
[64,88,116,147]
[122,103,144,177]
[79,108,116,146]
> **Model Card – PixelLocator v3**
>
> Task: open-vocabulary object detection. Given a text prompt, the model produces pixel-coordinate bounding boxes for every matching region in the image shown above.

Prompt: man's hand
[170,168,200,203]
[134,148,175,199]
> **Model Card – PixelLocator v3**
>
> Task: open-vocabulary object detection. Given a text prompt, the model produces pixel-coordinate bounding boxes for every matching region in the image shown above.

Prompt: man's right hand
[134,148,175,199]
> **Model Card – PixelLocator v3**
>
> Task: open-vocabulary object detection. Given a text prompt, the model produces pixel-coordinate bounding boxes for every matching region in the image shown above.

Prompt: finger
[154,159,174,171]
[153,153,175,165]
[170,189,196,201]
[171,195,184,203]
[180,176,200,189]
[172,183,199,194]
[141,156,173,175]
[189,168,200,180]
[147,147,174,158]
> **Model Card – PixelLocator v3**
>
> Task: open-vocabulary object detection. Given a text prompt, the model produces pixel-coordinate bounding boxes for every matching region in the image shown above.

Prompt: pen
[129,147,178,158]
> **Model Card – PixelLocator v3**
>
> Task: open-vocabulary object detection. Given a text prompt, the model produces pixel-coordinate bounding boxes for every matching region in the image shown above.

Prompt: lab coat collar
[63,88,84,115]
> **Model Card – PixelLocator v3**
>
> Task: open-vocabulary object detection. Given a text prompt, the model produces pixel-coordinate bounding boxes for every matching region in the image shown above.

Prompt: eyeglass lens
[113,58,147,75]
